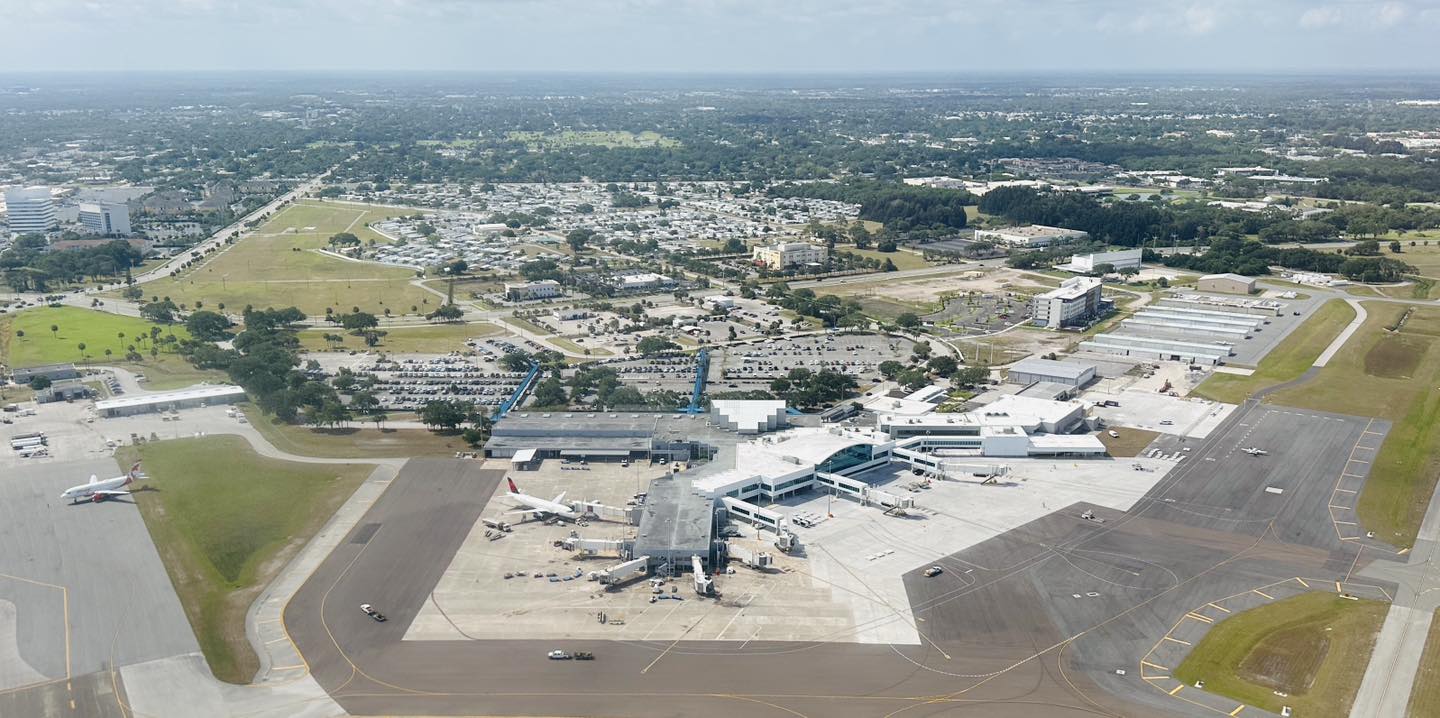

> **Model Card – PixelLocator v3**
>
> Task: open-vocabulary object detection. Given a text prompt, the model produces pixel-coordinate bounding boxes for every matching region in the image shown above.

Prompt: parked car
[547,650,572,660]
[923,566,943,578]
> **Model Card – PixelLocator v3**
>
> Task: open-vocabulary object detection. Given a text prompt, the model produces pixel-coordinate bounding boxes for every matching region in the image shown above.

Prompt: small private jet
[61,461,145,504]
[1242,447,1269,456]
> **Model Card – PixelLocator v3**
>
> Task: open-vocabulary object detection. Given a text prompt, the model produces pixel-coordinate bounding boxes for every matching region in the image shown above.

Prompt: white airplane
[61,461,145,504]
[1242,447,1268,456]
[504,478,578,521]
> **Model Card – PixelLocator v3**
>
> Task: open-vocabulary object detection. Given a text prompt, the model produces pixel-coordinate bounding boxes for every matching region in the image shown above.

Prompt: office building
[1032,277,1105,329]
[504,280,563,302]
[752,241,828,269]
[78,202,132,236]
[5,187,57,235]
[1059,248,1142,273]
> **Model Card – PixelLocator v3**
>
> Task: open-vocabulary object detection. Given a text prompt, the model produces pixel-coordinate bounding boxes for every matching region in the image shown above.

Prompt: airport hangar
[485,396,1105,575]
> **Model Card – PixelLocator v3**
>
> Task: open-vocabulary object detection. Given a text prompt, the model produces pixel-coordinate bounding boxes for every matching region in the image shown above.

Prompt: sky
[3,0,1439,74]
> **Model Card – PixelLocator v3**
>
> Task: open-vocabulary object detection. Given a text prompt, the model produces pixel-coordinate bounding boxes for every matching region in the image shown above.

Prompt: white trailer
[599,556,650,587]
[10,437,47,450]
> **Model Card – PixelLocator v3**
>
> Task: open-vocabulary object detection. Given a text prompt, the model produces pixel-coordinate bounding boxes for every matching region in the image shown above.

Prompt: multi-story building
[78,202,132,236]
[751,241,828,269]
[504,280,563,302]
[5,187,57,236]
[1032,276,1105,329]
[974,224,1088,248]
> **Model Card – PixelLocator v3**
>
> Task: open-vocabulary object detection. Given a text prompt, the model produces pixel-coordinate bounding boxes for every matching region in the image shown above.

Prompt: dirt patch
[1095,427,1161,457]
[1364,333,1430,379]
[1238,625,1330,694]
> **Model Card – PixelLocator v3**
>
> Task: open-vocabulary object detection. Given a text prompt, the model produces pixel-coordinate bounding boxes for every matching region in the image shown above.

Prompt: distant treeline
[1154,238,1414,283]
[766,180,975,232]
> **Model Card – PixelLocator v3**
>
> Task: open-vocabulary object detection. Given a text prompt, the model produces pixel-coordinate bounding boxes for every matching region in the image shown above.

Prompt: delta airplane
[504,478,579,521]
[61,461,145,504]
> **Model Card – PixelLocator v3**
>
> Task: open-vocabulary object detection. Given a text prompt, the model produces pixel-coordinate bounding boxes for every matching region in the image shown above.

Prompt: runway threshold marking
[1207,602,1231,613]
[1252,589,1274,600]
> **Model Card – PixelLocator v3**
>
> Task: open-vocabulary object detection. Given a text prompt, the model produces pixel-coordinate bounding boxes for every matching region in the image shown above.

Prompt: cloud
[1299,5,1344,28]
[1377,1,1411,25]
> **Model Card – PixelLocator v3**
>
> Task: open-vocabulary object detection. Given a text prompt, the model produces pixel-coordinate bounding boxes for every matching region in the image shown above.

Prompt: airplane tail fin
[129,461,144,479]
[506,478,519,494]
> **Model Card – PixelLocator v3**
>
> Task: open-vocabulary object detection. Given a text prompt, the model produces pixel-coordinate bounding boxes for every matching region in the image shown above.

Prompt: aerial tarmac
[4,4,1440,717]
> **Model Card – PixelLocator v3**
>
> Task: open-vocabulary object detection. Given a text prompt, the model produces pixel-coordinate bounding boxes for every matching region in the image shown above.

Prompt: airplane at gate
[61,462,145,504]
[504,477,579,521]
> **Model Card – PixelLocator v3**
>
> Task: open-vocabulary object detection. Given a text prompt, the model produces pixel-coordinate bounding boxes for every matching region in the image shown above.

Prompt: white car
[1107,430,1120,438]
[547,650,572,660]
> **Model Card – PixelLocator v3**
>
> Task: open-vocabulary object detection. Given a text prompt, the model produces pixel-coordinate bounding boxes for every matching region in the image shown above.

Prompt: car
[360,603,387,622]
[574,651,595,660]
[1159,419,1174,425]
[547,650,572,660]
[923,566,943,577]
[1107,430,1120,438]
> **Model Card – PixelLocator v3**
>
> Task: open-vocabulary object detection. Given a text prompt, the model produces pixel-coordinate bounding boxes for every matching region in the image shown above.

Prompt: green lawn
[126,200,433,316]
[1174,592,1388,717]
[1266,304,1440,547]
[1,305,191,366]
[1191,299,1356,404]
[242,404,474,458]
[118,436,374,683]
[838,248,933,271]
[548,336,613,356]
[1407,608,1440,717]
[297,321,504,353]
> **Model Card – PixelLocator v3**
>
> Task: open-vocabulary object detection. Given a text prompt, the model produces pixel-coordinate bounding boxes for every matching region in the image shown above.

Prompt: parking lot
[715,333,918,392]
[927,291,1032,333]
[359,352,527,412]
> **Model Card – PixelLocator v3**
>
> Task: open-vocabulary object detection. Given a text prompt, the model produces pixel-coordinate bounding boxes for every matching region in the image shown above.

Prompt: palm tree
[50,324,58,339]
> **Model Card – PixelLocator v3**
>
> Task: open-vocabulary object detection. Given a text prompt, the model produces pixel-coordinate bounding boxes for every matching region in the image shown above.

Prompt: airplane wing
[93,490,131,497]
[506,508,544,515]
[552,492,567,504]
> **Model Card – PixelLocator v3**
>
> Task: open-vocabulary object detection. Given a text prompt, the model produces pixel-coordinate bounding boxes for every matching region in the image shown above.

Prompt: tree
[911,341,932,360]
[878,360,906,380]
[927,355,958,377]
[49,324,58,339]
[881,259,898,272]
[139,299,179,324]
[896,368,930,391]
[350,391,380,416]
[951,365,991,389]
[340,312,379,331]
[426,304,464,322]
[328,232,360,247]
[29,375,52,391]
[877,239,898,253]
[565,228,593,253]
[368,410,389,430]
[896,312,921,329]
[636,336,679,356]
[461,427,486,446]
[501,350,532,372]
[532,376,568,407]
[1390,240,1404,254]
[420,399,471,431]
[185,310,234,341]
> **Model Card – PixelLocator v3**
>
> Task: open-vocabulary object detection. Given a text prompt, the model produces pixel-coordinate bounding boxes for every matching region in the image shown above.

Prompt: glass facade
[817,443,874,475]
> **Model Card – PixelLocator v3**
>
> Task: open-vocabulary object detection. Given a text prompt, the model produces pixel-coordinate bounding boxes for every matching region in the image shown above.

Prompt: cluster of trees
[1,238,143,291]
[770,180,973,232]
[766,283,867,328]
[768,368,858,409]
[878,345,989,393]
[1158,238,1415,282]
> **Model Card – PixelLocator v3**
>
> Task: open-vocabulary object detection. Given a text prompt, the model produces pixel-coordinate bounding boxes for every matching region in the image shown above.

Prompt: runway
[285,401,1392,717]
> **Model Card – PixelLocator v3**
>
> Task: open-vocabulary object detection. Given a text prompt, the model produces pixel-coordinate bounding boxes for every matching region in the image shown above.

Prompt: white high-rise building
[5,186,57,236]
[78,202,132,236]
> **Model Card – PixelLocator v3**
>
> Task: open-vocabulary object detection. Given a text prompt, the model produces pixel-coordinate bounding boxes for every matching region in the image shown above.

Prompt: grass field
[128,200,432,316]
[1191,299,1355,404]
[297,321,504,353]
[118,435,374,683]
[242,405,472,458]
[837,248,933,271]
[506,130,679,149]
[1174,592,1388,717]
[1,306,190,367]
[1407,608,1440,717]
[1096,426,1160,457]
[1266,304,1440,547]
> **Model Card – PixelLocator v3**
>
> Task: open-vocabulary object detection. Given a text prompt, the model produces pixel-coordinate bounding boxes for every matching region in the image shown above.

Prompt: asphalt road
[286,401,1391,718]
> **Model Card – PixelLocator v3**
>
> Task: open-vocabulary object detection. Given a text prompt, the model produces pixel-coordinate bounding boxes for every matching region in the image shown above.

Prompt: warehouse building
[10,363,79,385]
[1006,357,1097,388]
[1057,248,1143,274]
[1078,334,1231,365]
[94,385,246,417]
[974,224,1088,248]
[1033,276,1106,329]
[1197,273,1257,295]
